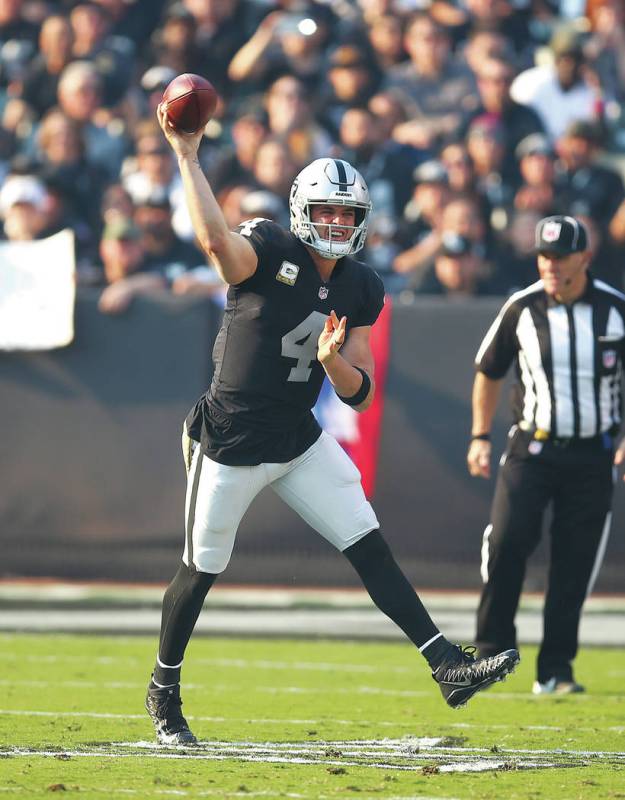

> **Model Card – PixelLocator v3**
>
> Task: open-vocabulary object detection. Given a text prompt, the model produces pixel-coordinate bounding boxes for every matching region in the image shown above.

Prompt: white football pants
[181,429,379,573]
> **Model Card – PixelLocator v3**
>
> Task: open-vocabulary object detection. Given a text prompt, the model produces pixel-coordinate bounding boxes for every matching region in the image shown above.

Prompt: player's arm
[156,104,257,285]
[467,371,503,479]
[317,311,375,413]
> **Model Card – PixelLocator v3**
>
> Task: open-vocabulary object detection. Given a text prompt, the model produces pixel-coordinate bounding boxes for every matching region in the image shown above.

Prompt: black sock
[153,561,218,685]
[343,530,452,668]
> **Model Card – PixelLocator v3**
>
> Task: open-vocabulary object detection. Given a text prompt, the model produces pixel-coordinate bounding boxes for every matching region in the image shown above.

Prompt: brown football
[162,73,218,134]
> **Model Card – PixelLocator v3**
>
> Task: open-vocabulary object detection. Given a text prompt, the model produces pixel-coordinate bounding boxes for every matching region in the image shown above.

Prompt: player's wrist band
[337,367,371,407]
[471,433,491,441]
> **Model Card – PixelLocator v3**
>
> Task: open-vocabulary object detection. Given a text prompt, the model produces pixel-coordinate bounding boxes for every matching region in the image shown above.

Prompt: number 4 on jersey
[281,311,327,382]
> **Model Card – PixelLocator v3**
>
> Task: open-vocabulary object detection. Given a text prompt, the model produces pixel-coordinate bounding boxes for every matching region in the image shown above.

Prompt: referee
[468,215,625,694]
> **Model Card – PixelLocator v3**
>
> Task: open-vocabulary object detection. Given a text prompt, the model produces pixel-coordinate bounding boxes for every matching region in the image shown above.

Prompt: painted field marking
[2,709,624,734]
[0,789,459,800]
[0,709,410,727]
[0,653,414,674]
[2,737,623,776]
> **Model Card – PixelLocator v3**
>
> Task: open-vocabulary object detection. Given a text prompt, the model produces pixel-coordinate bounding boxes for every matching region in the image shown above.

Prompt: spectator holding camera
[228,6,331,95]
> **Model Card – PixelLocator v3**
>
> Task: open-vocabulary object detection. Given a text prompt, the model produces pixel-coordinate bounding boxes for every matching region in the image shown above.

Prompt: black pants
[476,428,614,682]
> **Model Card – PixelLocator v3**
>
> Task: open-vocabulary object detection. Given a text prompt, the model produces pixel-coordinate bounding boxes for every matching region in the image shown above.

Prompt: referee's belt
[518,421,614,447]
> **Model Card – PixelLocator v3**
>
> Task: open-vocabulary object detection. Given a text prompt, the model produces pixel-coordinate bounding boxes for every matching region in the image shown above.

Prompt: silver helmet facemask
[289,158,372,258]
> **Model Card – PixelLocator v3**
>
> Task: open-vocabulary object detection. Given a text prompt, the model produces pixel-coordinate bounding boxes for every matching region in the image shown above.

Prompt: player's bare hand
[614,436,625,482]
[467,439,491,479]
[317,310,346,364]
[156,103,204,160]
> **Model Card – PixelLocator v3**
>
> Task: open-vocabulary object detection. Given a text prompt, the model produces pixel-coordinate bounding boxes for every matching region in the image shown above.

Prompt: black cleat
[145,679,198,745]
[432,645,520,708]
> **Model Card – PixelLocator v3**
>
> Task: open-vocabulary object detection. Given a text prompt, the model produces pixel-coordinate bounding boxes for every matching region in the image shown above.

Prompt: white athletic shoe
[532,677,585,695]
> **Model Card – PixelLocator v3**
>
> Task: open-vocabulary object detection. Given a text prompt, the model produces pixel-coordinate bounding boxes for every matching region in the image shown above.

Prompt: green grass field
[0,633,623,799]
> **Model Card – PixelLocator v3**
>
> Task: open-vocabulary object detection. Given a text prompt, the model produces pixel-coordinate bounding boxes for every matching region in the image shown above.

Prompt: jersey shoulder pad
[236,218,292,258]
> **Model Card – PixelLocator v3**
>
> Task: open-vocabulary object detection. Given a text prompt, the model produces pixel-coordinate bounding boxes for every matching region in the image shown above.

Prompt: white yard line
[0,653,414,674]
[1,737,611,776]
[0,788,459,800]
[0,679,428,697]
[0,709,410,727]
[2,709,624,734]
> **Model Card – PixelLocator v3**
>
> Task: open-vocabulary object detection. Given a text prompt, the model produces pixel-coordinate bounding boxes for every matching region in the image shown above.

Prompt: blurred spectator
[0,0,39,89]
[0,173,50,240]
[439,140,477,195]
[139,65,177,119]
[337,104,423,219]
[239,188,287,224]
[318,43,380,136]
[553,120,625,224]
[263,74,333,166]
[584,0,625,103]
[251,136,298,201]
[363,210,401,288]
[575,210,623,289]
[217,182,257,229]
[101,182,134,225]
[490,207,542,294]
[513,132,555,214]
[122,119,192,241]
[439,193,490,254]
[97,216,166,315]
[385,12,479,149]
[465,114,516,229]
[460,56,544,159]
[35,107,107,229]
[145,3,200,76]
[461,28,515,75]
[19,14,73,119]
[368,89,426,215]
[181,0,268,99]
[392,159,450,284]
[416,232,492,297]
[208,110,268,195]
[70,2,135,106]
[133,195,204,277]
[56,60,128,179]
[228,5,331,96]
[510,27,601,141]
[366,12,406,71]
[456,0,531,58]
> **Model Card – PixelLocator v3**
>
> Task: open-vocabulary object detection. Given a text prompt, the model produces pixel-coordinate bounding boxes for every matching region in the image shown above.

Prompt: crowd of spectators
[2,0,625,311]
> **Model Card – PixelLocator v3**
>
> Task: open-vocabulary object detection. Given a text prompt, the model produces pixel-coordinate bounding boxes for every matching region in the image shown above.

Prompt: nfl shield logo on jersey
[318,286,329,300]
[542,221,561,242]
[603,349,617,369]
[276,261,300,286]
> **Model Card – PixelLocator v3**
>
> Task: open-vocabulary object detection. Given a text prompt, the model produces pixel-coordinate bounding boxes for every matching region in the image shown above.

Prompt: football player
[145,103,520,745]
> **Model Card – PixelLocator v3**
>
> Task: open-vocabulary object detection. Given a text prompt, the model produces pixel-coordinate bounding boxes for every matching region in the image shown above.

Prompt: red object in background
[313,297,393,499]
[347,296,392,498]
[162,73,218,133]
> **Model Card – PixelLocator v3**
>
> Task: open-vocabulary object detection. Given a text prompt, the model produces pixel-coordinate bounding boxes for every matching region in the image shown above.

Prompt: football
[162,73,218,134]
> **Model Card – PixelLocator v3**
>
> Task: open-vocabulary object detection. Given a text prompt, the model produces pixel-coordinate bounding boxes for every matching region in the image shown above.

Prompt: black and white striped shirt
[476,276,625,438]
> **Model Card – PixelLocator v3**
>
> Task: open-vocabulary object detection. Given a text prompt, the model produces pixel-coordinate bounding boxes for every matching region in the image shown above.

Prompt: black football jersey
[186,219,385,465]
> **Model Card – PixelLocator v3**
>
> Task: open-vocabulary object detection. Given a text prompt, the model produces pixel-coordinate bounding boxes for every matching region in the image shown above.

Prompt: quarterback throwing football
[145,102,520,745]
